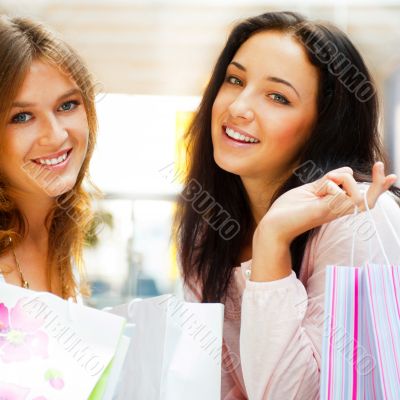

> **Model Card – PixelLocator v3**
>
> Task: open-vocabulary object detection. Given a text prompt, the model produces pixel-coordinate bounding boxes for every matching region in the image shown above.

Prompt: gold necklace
[9,238,29,289]
[8,237,68,297]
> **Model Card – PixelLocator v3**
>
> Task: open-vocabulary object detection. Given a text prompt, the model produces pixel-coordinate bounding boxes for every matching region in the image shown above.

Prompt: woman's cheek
[267,115,303,142]
[270,108,312,142]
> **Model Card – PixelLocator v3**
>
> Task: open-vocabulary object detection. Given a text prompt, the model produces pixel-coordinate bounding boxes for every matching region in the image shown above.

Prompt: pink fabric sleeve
[240,189,400,400]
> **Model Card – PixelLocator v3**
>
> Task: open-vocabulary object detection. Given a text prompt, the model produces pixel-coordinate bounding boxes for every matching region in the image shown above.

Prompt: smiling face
[211,30,319,181]
[0,60,89,198]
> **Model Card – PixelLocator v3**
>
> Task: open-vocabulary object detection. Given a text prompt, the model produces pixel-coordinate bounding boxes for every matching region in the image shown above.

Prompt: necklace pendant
[22,280,29,289]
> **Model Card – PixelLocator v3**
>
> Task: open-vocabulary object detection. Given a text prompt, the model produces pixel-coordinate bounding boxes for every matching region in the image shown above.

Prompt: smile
[32,148,72,167]
[224,126,260,144]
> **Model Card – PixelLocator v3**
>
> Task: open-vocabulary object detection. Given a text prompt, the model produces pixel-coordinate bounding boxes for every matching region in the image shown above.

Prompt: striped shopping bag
[320,264,400,399]
[320,192,400,399]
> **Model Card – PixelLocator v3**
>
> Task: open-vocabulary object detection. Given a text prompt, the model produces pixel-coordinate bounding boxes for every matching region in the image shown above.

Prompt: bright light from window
[91,93,199,196]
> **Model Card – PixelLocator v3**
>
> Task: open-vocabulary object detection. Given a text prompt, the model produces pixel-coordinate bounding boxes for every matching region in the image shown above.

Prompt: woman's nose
[227,90,255,121]
[38,114,68,147]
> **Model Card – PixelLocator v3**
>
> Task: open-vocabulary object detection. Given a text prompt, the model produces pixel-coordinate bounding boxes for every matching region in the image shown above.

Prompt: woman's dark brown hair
[175,11,400,303]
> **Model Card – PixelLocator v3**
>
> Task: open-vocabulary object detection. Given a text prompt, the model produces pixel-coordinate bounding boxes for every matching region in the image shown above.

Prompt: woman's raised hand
[251,162,397,281]
[258,162,397,244]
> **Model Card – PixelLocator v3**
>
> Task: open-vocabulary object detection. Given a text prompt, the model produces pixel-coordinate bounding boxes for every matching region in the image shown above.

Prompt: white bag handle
[351,189,400,267]
[377,195,400,250]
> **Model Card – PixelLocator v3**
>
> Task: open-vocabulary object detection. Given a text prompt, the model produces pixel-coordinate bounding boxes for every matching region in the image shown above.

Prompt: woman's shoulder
[305,182,399,247]
[354,181,400,215]
[305,183,400,275]
[322,181,400,229]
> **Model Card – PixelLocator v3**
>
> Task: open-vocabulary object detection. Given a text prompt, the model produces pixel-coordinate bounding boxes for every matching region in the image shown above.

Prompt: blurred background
[2,0,399,307]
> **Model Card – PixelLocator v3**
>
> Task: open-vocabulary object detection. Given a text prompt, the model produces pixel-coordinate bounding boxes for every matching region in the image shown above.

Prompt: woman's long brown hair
[0,16,99,298]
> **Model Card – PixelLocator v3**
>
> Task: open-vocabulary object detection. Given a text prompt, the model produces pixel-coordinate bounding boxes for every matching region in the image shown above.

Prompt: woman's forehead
[232,31,319,101]
[12,60,79,104]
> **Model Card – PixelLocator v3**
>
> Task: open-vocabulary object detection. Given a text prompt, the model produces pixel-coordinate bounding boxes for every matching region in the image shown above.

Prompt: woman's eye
[11,113,32,124]
[58,100,80,112]
[269,93,290,105]
[226,76,242,86]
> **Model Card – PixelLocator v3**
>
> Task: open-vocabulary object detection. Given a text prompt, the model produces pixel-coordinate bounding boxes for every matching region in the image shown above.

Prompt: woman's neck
[232,179,267,265]
[241,174,287,225]
[11,190,54,242]
[236,171,291,265]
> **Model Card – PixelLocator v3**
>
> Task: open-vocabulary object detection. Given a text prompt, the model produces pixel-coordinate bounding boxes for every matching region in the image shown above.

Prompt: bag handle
[350,189,400,267]
[377,195,400,249]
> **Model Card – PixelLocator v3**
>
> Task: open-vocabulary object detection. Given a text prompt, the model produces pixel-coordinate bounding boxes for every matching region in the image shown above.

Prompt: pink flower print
[0,300,49,363]
[0,303,9,348]
[0,381,30,400]
[45,369,65,390]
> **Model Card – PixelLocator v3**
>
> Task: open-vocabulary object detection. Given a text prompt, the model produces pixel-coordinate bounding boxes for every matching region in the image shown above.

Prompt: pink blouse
[184,188,400,399]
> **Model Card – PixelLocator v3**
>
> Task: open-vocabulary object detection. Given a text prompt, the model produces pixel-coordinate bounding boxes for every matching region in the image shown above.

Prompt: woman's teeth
[225,127,259,143]
[37,152,68,166]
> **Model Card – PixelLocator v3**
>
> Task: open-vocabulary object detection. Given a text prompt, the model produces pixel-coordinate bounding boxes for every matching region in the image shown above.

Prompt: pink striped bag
[320,191,400,399]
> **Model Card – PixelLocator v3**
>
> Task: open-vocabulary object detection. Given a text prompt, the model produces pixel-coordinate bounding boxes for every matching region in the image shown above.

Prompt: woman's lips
[32,149,73,170]
[222,125,260,145]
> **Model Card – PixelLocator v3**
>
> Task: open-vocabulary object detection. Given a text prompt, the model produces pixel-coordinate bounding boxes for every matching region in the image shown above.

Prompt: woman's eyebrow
[230,61,246,71]
[266,76,300,99]
[229,60,301,99]
[11,88,81,108]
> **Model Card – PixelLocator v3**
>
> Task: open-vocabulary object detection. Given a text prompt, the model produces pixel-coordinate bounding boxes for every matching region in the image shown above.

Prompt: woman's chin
[214,154,254,177]
[38,175,77,198]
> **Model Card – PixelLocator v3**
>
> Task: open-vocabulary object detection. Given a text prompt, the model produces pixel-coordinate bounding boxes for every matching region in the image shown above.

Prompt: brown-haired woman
[175,11,400,399]
[0,15,98,300]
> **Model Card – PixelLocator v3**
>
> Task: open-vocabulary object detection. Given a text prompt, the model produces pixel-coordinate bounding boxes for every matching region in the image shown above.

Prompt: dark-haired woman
[175,11,400,399]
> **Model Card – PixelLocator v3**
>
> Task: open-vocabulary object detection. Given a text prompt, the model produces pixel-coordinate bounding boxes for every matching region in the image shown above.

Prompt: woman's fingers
[324,171,363,206]
[315,179,343,197]
[313,167,352,193]
[366,162,397,208]
[315,179,355,217]
[315,162,397,216]
[329,166,354,176]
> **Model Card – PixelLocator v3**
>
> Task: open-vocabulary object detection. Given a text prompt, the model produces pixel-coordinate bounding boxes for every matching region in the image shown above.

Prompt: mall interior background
[1,0,399,307]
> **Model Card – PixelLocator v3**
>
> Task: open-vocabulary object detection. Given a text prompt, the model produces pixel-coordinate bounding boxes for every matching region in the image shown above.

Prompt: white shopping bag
[0,282,127,400]
[100,325,134,400]
[110,294,224,400]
